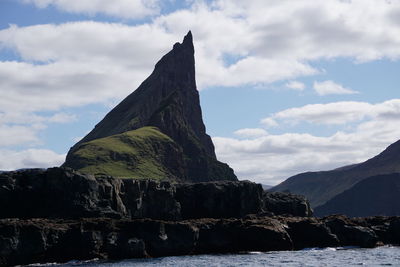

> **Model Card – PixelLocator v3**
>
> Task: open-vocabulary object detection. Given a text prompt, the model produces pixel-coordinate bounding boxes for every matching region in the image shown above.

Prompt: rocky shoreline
[1,215,399,266]
[1,168,399,266]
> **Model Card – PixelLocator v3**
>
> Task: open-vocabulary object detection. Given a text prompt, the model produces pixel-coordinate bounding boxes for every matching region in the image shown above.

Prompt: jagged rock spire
[64,31,237,182]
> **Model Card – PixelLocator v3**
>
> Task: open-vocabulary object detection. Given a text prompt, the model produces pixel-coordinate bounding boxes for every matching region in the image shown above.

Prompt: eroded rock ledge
[0,167,311,220]
[1,215,399,266]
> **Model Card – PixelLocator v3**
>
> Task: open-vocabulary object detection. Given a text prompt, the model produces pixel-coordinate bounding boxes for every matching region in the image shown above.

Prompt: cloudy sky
[1,0,400,185]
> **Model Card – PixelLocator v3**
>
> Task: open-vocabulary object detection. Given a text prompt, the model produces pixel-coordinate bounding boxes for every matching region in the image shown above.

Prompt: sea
[29,246,400,267]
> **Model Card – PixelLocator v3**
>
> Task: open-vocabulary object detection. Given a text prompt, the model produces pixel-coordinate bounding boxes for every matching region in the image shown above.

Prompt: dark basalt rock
[323,215,378,248]
[0,167,181,220]
[263,191,313,217]
[63,32,237,182]
[175,181,264,219]
[0,168,265,221]
[1,216,399,266]
[285,217,339,249]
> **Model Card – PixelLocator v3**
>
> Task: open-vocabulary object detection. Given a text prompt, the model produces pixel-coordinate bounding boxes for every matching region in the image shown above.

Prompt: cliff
[1,215,399,266]
[0,167,309,221]
[63,32,236,182]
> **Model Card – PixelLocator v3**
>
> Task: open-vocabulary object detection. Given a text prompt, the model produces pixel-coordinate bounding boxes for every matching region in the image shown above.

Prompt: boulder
[324,215,378,248]
[284,217,339,249]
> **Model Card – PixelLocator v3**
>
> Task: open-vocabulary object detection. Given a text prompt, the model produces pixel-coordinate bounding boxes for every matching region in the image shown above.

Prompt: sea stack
[63,31,237,182]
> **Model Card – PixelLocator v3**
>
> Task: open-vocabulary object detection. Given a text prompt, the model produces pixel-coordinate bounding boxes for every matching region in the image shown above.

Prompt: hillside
[271,139,400,208]
[314,173,400,217]
[63,32,237,182]
[64,127,185,180]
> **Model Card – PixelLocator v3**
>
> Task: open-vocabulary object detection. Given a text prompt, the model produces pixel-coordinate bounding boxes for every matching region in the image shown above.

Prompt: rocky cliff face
[2,215,399,266]
[0,168,267,221]
[263,191,313,217]
[63,32,237,182]
[271,139,400,211]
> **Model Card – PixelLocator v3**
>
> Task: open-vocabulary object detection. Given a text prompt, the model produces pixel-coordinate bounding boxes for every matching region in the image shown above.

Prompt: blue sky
[1,0,400,185]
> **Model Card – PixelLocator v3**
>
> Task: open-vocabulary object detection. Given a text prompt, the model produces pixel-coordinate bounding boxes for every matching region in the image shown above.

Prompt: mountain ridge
[271,139,400,208]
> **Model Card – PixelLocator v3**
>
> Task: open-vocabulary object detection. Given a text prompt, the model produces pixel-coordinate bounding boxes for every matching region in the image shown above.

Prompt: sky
[0,0,400,185]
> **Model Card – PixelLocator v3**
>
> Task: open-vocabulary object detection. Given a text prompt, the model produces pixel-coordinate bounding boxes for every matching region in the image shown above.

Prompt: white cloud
[0,111,77,147]
[1,0,400,109]
[234,128,268,138]
[0,149,65,171]
[0,23,178,112]
[286,81,305,91]
[261,99,400,126]
[21,0,160,19]
[215,98,400,185]
[260,118,278,128]
[0,125,41,147]
[47,113,77,123]
[313,80,358,96]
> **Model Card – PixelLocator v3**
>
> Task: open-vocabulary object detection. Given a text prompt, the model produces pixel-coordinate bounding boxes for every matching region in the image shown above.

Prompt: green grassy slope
[65,126,185,180]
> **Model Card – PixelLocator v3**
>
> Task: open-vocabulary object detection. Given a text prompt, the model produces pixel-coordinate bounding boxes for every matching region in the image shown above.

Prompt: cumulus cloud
[261,99,400,126]
[0,125,41,147]
[260,118,278,128]
[234,128,268,138]
[0,149,65,171]
[286,81,305,91]
[0,111,76,147]
[2,0,400,173]
[2,0,400,108]
[21,0,160,19]
[313,80,358,96]
[216,98,400,185]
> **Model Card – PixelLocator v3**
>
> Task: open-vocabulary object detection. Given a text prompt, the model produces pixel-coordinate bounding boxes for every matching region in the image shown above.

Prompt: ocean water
[31,246,400,267]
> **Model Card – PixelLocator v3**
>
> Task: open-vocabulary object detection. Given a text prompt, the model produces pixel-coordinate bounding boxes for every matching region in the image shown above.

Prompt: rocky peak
[63,32,237,182]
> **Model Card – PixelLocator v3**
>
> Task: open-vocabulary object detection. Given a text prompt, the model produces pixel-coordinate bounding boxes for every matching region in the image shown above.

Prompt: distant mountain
[63,32,237,182]
[271,139,400,208]
[314,173,400,217]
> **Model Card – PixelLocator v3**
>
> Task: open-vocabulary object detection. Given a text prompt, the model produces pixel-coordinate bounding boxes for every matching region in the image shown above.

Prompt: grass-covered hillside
[65,127,185,180]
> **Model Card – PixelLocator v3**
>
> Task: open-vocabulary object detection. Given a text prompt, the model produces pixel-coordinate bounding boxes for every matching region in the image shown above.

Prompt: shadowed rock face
[63,32,237,182]
[263,191,313,217]
[1,215,398,266]
[0,168,258,221]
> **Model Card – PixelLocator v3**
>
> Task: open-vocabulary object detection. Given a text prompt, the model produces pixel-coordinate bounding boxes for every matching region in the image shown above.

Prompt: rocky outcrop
[0,168,265,221]
[1,215,399,266]
[175,181,264,219]
[271,139,400,209]
[314,173,400,217]
[63,32,237,182]
[263,191,313,217]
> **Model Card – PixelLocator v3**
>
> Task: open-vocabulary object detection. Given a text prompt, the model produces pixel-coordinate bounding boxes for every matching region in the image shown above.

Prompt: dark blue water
[30,246,400,267]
